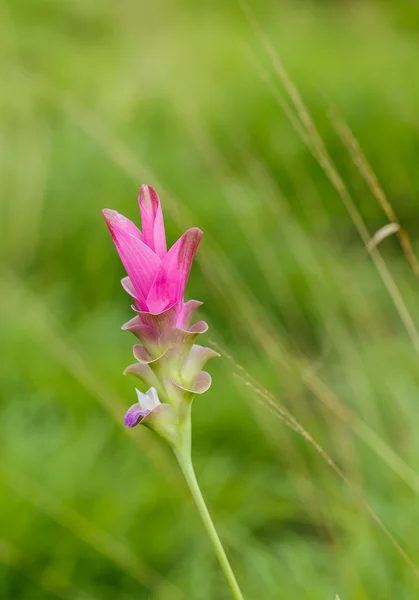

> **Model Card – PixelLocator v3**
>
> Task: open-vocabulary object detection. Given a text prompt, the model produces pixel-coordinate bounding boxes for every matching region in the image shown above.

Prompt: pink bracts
[103,184,202,314]
[103,185,217,441]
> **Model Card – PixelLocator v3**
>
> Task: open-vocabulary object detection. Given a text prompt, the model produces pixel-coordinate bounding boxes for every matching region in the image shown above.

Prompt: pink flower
[103,185,203,314]
[103,184,215,440]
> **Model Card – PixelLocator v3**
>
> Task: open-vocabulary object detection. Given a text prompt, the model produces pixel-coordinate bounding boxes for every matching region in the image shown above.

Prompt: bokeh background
[2,0,419,598]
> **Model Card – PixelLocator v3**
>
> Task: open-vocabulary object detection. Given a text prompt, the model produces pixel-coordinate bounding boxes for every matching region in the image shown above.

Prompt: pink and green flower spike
[102,185,218,446]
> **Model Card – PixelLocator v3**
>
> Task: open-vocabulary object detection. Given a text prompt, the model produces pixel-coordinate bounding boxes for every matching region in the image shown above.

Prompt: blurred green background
[2,0,419,598]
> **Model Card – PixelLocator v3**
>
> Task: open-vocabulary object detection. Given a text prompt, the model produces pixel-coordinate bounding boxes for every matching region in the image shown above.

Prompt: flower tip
[124,412,139,428]
[186,227,204,248]
[182,227,203,257]
[139,184,160,212]
[124,404,150,427]
[102,208,119,223]
[139,183,153,194]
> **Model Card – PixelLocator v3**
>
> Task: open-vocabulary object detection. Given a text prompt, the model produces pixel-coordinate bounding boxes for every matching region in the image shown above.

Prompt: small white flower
[136,387,161,412]
[124,387,161,428]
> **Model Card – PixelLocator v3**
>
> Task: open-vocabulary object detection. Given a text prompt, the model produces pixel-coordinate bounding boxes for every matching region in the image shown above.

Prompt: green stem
[175,444,244,600]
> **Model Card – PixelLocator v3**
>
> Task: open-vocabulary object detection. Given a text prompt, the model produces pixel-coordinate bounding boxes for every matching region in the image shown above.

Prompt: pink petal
[103,209,143,241]
[176,299,203,329]
[137,303,178,331]
[121,276,136,299]
[139,185,167,259]
[146,228,203,314]
[103,209,161,310]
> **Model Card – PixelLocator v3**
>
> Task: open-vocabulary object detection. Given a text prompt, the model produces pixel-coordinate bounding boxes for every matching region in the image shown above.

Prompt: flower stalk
[174,425,244,600]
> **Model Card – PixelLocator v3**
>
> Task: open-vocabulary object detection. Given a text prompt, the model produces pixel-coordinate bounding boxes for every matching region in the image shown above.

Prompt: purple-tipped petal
[147,228,203,314]
[125,402,178,446]
[139,185,167,259]
[124,387,162,428]
[103,209,161,310]
[124,404,151,427]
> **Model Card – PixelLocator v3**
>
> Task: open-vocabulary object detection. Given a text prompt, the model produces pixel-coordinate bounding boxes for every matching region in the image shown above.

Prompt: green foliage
[1,0,419,598]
